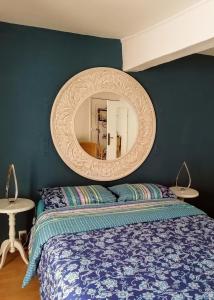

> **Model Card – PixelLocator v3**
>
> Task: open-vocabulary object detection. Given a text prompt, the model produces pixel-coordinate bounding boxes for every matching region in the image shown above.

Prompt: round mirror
[74,92,138,160]
[51,67,156,181]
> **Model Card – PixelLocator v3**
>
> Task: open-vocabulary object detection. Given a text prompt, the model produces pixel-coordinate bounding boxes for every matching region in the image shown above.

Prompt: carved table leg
[0,240,10,256]
[0,240,10,269]
[0,212,16,269]
[9,212,29,264]
[0,213,29,269]
[14,240,28,264]
[9,213,16,253]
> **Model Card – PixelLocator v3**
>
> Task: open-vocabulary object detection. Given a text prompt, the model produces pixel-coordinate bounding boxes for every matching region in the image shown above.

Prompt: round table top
[170,186,199,199]
[0,198,35,214]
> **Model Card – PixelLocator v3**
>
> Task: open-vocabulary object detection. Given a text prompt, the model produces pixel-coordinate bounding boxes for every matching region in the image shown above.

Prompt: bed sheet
[37,214,214,300]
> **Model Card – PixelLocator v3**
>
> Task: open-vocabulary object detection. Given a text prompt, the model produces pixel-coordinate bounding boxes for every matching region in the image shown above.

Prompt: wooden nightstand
[170,186,199,200]
[0,198,35,269]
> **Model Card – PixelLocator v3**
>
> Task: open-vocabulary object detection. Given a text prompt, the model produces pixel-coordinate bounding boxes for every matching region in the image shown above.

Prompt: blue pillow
[108,183,176,202]
[39,185,117,211]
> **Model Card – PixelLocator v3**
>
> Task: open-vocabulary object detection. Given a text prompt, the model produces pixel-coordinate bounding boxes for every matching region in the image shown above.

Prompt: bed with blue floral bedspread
[23,200,214,299]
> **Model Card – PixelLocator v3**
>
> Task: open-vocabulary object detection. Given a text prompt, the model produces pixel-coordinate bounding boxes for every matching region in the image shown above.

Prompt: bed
[23,197,214,300]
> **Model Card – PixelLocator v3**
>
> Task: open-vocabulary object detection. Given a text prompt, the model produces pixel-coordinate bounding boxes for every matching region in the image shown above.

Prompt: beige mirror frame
[50,67,156,181]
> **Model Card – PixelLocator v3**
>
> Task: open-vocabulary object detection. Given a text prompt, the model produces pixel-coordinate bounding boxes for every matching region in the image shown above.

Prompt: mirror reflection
[74,92,138,160]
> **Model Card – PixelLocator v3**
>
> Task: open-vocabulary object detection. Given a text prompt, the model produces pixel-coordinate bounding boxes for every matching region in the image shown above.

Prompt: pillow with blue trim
[39,185,117,211]
[108,183,176,202]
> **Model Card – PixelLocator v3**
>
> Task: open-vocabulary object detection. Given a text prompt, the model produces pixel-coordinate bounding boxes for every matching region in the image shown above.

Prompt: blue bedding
[25,201,214,299]
[36,199,44,217]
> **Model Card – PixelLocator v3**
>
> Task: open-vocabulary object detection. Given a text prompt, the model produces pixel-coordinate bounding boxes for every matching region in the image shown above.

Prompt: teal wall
[0,22,122,242]
[0,22,214,242]
[131,55,214,218]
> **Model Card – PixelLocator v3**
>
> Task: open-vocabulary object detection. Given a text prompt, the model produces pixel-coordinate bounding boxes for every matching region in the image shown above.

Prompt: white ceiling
[0,0,203,39]
[200,48,214,56]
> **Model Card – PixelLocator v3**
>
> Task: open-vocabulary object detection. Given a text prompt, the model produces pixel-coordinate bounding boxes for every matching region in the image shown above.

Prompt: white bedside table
[170,186,199,200]
[0,198,35,269]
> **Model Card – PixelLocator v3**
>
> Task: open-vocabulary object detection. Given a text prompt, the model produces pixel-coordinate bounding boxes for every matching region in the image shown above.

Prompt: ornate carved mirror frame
[50,67,156,181]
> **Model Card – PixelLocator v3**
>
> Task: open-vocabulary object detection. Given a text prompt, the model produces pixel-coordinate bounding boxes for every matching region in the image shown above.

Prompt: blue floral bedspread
[37,214,214,300]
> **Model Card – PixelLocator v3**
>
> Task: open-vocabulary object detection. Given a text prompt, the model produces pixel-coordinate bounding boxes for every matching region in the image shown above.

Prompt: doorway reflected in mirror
[74,92,138,160]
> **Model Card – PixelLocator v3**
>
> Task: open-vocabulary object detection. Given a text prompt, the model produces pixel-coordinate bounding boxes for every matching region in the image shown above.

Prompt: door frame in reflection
[106,100,128,160]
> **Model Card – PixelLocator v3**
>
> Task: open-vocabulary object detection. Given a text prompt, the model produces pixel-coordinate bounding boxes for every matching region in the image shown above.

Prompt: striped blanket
[23,200,205,287]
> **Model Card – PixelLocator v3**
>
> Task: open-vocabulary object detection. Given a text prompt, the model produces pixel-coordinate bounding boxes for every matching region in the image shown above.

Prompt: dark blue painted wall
[0,22,214,242]
[131,55,214,218]
[0,22,122,242]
